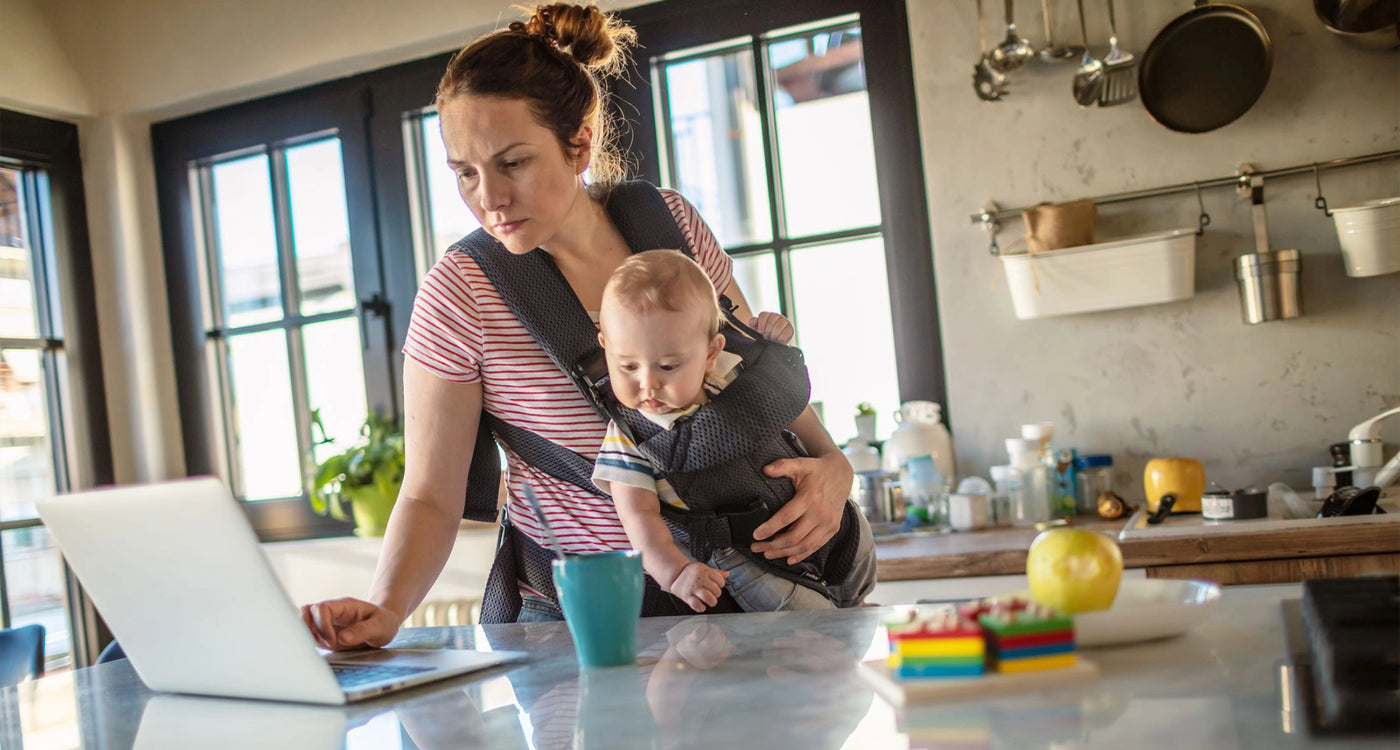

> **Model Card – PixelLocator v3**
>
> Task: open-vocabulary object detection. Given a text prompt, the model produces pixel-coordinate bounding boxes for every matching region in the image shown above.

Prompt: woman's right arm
[302,359,480,650]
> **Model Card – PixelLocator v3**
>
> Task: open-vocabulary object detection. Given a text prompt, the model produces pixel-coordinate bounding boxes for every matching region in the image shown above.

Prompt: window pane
[0,348,56,521]
[3,526,70,665]
[303,317,368,466]
[789,236,899,443]
[0,167,40,339]
[730,252,781,317]
[769,26,881,238]
[227,331,301,500]
[211,154,283,328]
[663,49,772,247]
[421,113,480,256]
[286,139,356,317]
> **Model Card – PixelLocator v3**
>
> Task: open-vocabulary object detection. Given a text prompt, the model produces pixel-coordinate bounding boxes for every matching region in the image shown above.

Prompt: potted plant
[854,402,878,444]
[309,409,404,537]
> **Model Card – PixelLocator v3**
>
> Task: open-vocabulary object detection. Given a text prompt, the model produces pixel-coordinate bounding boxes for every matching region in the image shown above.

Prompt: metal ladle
[990,0,1035,72]
[1039,0,1085,62]
[974,0,1009,100]
[1071,0,1105,107]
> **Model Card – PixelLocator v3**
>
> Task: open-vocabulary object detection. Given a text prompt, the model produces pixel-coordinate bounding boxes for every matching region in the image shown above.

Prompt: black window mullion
[0,534,10,628]
[197,164,243,497]
[24,170,59,340]
[751,37,787,246]
[268,148,315,504]
[652,62,678,189]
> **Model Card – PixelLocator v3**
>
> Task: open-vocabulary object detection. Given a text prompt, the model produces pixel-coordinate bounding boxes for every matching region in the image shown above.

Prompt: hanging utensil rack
[971,150,1400,255]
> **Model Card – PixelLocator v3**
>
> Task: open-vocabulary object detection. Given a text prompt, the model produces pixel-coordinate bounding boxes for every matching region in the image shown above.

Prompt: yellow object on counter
[1143,457,1206,513]
[892,637,986,658]
[995,653,1078,674]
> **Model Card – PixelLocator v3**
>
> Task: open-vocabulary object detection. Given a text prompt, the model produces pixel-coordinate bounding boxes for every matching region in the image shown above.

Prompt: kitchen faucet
[1347,406,1400,489]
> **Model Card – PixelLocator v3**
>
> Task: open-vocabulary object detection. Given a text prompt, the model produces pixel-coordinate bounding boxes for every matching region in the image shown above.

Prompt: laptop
[36,476,526,705]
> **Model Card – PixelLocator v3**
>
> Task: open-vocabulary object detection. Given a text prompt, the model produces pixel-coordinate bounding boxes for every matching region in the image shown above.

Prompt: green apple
[1026,528,1123,614]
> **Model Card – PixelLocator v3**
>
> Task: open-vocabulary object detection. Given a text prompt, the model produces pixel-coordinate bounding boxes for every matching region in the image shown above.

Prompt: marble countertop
[3,583,1391,749]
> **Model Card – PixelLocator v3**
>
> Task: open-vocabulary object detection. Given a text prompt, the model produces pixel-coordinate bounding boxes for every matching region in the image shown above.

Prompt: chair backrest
[0,624,45,687]
[97,640,126,664]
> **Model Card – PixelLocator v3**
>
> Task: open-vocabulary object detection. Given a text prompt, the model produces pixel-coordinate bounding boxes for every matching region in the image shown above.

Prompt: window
[404,111,481,284]
[155,86,399,540]
[617,0,948,442]
[1,108,113,668]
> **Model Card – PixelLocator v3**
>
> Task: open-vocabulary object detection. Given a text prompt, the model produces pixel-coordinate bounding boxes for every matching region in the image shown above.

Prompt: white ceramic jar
[882,401,955,482]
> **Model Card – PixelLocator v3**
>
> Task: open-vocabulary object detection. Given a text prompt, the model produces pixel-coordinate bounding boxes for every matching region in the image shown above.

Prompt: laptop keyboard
[330,662,434,689]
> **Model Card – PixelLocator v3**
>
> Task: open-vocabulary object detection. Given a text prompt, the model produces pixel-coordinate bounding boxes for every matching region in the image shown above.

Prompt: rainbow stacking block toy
[975,601,1077,674]
[885,609,987,679]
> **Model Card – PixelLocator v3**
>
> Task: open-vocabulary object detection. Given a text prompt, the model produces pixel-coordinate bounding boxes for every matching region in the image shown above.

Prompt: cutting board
[859,658,1100,706]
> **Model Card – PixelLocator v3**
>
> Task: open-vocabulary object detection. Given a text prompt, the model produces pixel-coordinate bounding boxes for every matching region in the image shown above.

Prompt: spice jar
[1073,454,1114,515]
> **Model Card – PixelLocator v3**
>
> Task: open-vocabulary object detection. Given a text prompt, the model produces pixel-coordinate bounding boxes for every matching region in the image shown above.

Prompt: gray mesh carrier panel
[458,181,858,622]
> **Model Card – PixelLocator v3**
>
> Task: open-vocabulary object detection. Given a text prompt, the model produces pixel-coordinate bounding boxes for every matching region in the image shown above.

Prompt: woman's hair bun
[515,3,636,74]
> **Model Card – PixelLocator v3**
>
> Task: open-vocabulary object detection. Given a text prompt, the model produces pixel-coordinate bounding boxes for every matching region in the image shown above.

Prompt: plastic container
[999,228,1197,319]
[1074,454,1114,514]
[1021,423,1074,518]
[1331,197,1400,277]
[988,465,1015,527]
[1005,438,1051,526]
[901,455,945,529]
[884,401,955,482]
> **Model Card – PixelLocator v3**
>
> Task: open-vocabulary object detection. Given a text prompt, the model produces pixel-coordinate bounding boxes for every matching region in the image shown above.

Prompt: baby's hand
[670,562,729,613]
[749,312,794,345]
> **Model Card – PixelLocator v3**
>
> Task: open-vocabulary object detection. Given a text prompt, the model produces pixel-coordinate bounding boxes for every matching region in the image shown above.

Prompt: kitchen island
[3,583,1391,748]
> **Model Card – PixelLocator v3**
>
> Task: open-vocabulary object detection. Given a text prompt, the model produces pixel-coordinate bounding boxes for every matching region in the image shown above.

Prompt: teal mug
[552,550,644,667]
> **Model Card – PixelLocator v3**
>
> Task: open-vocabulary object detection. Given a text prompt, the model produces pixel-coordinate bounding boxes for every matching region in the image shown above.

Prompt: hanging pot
[1138,1,1273,134]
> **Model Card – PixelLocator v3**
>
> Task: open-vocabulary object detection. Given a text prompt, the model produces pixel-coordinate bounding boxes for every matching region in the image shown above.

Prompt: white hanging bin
[1331,197,1400,277]
[999,228,1197,319]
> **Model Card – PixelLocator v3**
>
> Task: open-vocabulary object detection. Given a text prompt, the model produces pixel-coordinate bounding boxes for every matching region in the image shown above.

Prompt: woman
[302,3,858,649]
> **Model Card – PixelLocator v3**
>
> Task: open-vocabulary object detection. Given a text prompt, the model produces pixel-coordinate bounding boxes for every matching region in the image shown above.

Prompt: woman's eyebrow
[447,142,531,169]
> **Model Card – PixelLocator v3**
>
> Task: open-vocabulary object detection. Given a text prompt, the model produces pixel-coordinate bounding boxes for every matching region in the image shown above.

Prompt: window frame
[1,107,115,666]
[615,0,950,422]
[153,84,397,541]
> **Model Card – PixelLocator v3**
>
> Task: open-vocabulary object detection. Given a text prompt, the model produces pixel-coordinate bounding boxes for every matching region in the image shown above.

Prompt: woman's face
[438,95,590,255]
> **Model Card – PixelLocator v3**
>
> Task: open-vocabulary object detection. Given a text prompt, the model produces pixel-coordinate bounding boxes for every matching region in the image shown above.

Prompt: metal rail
[969,150,1400,226]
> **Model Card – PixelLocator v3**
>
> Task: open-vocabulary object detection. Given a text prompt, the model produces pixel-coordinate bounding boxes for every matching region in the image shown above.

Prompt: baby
[591,249,837,613]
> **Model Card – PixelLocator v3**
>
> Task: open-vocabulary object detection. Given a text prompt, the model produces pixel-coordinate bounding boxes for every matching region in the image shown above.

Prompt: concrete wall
[907,0,1399,496]
[2,0,1396,498]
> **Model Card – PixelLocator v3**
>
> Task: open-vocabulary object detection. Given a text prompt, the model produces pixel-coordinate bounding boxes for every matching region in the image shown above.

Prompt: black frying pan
[1139,1,1274,134]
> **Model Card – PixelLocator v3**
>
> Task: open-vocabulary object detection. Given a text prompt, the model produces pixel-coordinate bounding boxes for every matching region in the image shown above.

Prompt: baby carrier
[455,181,862,623]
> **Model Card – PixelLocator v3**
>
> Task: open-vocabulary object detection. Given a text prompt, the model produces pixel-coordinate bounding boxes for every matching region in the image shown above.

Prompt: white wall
[907,0,1399,497]
[0,0,91,117]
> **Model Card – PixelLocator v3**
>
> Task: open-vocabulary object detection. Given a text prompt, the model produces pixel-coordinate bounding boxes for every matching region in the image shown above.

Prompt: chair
[0,624,45,687]
[96,640,126,664]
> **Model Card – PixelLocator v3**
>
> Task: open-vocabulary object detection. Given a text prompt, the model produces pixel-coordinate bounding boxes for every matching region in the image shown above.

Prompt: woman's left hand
[750,452,853,564]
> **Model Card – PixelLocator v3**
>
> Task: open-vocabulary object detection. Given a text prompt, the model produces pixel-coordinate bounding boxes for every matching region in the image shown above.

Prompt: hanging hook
[979,202,1003,255]
[1193,181,1211,237]
[1313,163,1333,217]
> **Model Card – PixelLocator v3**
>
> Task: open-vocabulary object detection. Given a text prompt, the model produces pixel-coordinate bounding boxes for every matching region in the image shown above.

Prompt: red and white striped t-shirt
[402,188,733,569]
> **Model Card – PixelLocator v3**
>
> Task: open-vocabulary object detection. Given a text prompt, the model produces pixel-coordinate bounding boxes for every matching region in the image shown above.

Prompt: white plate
[1074,579,1221,647]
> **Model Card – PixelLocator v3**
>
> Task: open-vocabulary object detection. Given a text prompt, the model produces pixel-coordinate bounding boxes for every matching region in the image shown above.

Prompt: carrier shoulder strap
[454,181,689,516]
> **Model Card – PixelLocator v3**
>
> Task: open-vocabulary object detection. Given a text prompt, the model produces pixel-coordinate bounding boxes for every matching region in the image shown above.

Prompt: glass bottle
[1005,438,1051,526]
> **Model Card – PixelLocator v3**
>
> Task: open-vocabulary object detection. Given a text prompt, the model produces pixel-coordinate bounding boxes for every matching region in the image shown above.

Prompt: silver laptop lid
[37,477,347,704]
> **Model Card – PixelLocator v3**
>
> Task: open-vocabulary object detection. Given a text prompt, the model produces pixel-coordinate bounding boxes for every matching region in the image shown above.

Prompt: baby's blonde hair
[601,250,720,336]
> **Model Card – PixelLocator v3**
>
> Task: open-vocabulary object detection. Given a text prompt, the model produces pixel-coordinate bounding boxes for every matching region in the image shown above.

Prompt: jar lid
[1073,454,1113,469]
[1019,422,1054,440]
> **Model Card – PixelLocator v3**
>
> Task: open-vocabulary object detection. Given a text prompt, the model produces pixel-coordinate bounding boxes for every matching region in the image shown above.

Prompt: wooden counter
[875,515,1400,585]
